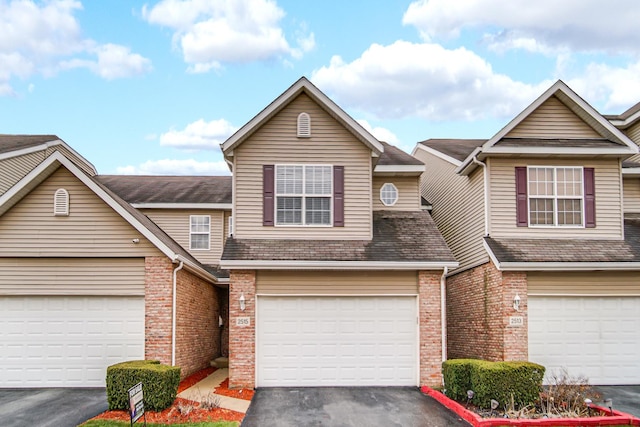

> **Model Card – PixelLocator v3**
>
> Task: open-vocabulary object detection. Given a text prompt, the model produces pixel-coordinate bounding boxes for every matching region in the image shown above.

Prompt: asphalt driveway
[241,387,470,427]
[594,385,640,418]
[0,388,107,427]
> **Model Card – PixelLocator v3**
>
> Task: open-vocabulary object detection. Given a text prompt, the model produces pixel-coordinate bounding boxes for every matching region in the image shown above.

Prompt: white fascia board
[483,146,637,156]
[622,168,640,176]
[48,140,99,174]
[609,112,640,128]
[413,143,462,167]
[455,147,483,176]
[132,203,232,209]
[373,164,425,174]
[221,77,383,155]
[219,260,459,270]
[0,142,52,161]
[499,262,640,271]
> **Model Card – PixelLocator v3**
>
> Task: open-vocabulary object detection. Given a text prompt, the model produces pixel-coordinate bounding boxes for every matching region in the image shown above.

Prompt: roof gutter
[472,156,489,237]
[455,147,483,176]
[219,260,459,270]
[496,261,640,271]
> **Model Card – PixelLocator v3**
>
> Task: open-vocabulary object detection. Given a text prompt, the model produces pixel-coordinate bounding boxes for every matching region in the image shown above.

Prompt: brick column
[419,270,444,387]
[502,271,528,361]
[144,256,174,365]
[229,270,256,389]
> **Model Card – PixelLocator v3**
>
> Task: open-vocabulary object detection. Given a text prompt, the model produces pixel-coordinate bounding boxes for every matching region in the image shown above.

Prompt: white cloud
[159,118,238,150]
[142,0,314,71]
[357,120,399,145]
[403,0,640,55]
[0,0,151,95]
[312,41,549,121]
[115,159,231,175]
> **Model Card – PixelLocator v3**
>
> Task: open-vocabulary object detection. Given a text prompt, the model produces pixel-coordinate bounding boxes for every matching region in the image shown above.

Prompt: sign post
[128,382,146,426]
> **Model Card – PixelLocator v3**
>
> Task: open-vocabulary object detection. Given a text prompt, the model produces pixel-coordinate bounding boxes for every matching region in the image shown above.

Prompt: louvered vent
[54,188,69,216]
[297,112,311,137]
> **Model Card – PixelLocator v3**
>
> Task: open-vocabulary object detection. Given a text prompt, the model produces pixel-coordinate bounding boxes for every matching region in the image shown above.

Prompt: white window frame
[189,215,211,250]
[380,183,399,206]
[527,166,584,228]
[297,112,311,137]
[53,188,69,216]
[275,164,333,227]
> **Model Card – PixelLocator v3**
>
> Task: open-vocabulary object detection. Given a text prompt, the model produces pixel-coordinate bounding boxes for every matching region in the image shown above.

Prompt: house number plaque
[509,316,524,327]
[236,317,251,327]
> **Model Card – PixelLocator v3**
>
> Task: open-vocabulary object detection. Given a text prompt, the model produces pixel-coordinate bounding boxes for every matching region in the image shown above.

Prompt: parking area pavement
[0,388,108,427]
[594,385,640,418]
[241,387,470,427]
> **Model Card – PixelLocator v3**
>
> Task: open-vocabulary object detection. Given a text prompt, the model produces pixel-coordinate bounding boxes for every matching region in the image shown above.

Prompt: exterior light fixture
[513,293,521,311]
[239,293,246,311]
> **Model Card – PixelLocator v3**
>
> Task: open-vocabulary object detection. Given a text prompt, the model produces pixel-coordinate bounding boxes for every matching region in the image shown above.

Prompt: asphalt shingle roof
[96,175,232,204]
[378,141,423,166]
[485,217,640,263]
[418,139,485,162]
[222,210,456,263]
[0,134,60,155]
[496,138,623,148]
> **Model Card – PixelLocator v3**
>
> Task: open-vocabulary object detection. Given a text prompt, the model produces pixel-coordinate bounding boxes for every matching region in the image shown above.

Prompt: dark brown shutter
[584,167,596,228]
[263,165,274,226]
[333,166,344,227]
[515,167,528,227]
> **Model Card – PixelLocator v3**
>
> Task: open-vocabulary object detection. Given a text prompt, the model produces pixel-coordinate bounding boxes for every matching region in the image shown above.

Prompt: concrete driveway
[241,387,470,427]
[0,388,107,427]
[594,385,640,418]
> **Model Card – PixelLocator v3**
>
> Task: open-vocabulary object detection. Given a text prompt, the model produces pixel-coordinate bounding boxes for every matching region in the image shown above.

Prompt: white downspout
[472,156,489,236]
[171,260,184,366]
[440,266,448,363]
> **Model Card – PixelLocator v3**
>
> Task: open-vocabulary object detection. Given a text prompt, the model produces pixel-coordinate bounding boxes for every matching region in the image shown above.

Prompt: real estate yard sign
[128,382,146,426]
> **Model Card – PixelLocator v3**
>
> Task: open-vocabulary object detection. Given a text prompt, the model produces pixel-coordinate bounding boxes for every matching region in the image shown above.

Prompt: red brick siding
[446,261,528,361]
[228,270,256,389]
[175,269,221,379]
[144,256,173,365]
[419,270,444,386]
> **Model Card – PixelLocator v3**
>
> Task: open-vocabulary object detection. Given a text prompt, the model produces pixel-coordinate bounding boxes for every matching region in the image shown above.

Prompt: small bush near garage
[443,359,545,409]
[106,360,181,411]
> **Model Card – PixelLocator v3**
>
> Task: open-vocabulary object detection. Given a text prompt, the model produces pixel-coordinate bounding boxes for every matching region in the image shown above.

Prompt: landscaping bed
[422,386,640,427]
[84,368,249,426]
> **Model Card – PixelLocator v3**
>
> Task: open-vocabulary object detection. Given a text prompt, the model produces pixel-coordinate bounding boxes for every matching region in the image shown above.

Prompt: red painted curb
[421,386,640,427]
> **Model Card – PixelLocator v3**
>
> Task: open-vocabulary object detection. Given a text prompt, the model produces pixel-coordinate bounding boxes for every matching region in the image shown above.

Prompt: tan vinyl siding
[413,149,486,272]
[0,151,47,195]
[623,177,640,213]
[234,93,372,239]
[256,270,417,294]
[372,176,420,211]
[0,258,144,296]
[489,157,623,239]
[506,96,602,139]
[624,121,640,145]
[142,208,226,264]
[528,271,640,296]
[0,167,162,257]
[46,146,96,176]
[224,210,232,240]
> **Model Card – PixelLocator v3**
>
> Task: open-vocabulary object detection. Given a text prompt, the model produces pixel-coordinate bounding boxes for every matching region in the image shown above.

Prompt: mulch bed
[90,367,247,424]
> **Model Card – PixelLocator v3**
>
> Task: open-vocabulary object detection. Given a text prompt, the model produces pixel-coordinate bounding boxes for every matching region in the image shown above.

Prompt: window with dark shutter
[584,167,596,228]
[515,167,528,227]
[263,165,274,226]
[333,166,344,227]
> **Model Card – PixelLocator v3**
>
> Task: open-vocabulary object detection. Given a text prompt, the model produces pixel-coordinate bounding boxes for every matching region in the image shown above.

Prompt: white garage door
[529,296,640,385]
[257,296,418,387]
[0,296,145,387]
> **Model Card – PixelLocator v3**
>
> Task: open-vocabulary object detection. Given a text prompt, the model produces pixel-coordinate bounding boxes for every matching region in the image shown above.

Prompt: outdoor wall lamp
[513,293,521,311]
[239,293,246,311]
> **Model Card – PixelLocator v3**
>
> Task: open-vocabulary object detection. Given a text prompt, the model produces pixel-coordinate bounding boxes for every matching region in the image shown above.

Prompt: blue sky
[2,0,640,175]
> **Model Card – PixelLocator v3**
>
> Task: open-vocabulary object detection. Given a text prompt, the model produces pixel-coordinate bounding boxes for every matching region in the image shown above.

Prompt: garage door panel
[529,296,640,385]
[257,296,418,387]
[0,296,144,387]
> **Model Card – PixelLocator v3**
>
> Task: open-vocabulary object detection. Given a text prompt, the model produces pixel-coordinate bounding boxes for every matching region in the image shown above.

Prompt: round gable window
[380,183,398,206]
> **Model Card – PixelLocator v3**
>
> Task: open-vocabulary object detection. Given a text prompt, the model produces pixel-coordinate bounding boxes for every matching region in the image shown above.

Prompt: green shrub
[106,360,181,411]
[443,359,545,409]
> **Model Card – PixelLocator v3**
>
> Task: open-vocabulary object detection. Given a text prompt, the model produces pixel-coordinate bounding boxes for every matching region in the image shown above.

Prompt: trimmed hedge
[443,359,545,409]
[106,360,181,411]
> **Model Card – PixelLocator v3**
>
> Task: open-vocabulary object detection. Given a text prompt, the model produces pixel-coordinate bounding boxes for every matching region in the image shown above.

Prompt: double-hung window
[190,215,210,249]
[528,166,583,227]
[275,165,332,225]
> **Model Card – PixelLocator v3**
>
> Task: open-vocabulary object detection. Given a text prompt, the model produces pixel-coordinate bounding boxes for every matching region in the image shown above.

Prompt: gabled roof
[0,152,217,283]
[415,139,486,165]
[221,77,384,157]
[484,216,640,271]
[97,175,232,208]
[220,210,457,270]
[0,134,97,174]
[374,141,425,174]
[455,80,639,175]
[605,101,640,129]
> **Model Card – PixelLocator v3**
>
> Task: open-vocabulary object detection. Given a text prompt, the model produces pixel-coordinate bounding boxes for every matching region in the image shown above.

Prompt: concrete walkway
[178,368,251,413]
